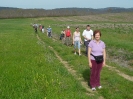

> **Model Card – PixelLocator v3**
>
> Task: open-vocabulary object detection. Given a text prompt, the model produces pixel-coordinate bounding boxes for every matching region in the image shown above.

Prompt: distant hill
[54,7,133,13]
[97,7,133,13]
[0,7,133,18]
[0,7,19,10]
[1,6,133,13]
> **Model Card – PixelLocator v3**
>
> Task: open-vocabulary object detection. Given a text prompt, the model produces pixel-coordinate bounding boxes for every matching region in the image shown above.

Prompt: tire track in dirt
[48,46,93,94]
[106,65,133,82]
[49,34,133,83]
[36,34,104,99]
[37,34,133,98]
[48,46,105,99]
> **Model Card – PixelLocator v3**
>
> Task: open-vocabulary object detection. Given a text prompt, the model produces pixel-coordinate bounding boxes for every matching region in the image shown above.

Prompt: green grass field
[0,13,133,99]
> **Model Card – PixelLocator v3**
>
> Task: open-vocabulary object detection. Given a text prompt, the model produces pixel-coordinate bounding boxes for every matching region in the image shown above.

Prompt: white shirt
[82,29,93,41]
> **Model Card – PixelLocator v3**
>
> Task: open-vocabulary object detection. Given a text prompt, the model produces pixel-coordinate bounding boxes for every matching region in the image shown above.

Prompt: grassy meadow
[0,12,133,99]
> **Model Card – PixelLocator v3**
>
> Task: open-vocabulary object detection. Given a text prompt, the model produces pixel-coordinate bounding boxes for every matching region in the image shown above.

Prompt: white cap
[67,26,70,28]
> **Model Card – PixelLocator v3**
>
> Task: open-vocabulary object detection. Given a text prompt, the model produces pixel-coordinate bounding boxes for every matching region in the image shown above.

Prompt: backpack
[66,30,71,37]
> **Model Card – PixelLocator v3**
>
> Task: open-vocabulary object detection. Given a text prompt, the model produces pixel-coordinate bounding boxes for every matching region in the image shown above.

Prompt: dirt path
[38,33,133,82]
[49,34,133,83]
[48,46,105,99]
[37,33,133,99]
[106,65,133,82]
[36,34,104,99]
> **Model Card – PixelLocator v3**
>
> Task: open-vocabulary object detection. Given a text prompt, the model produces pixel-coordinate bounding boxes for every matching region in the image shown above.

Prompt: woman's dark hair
[86,25,90,27]
[76,27,79,29]
[93,30,102,37]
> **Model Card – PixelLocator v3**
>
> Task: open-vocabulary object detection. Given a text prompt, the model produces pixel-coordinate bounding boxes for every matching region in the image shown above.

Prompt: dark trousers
[90,60,103,88]
[48,32,51,37]
[35,28,37,33]
[84,40,90,55]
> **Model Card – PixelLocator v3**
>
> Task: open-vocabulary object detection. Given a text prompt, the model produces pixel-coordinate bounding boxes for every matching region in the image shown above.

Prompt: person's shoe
[74,52,76,55]
[92,88,96,91]
[98,86,102,89]
[79,54,81,56]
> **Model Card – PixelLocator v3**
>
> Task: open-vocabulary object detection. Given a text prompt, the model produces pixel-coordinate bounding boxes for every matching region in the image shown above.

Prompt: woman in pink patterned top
[88,30,106,91]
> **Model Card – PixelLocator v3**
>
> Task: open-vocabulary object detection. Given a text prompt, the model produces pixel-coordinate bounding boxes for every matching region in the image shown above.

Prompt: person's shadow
[82,69,91,87]
[81,50,86,56]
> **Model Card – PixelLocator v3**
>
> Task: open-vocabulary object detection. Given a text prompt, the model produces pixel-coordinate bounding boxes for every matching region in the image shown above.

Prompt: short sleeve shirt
[47,28,52,32]
[82,29,93,41]
[88,40,106,60]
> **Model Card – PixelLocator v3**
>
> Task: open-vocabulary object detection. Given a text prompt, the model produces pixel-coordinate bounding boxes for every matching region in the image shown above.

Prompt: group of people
[32,23,52,37]
[32,23,106,91]
[39,25,45,33]
[60,25,93,56]
[60,25,106,91]
[60,26,72,46]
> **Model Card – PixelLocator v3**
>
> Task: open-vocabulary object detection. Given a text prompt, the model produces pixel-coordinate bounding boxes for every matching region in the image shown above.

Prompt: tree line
[0,7,133,19]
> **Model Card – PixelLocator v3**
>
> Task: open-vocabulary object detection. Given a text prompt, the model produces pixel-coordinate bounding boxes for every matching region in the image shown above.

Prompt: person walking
[39,24,42,32]
[65,26,71,46]
[33,23,38,33]
[88,30,106,91]
[73,27,82,56]
[82,25,93,56]
[42,25,45,33]
[47,26,52,37]
[60,29,65,40]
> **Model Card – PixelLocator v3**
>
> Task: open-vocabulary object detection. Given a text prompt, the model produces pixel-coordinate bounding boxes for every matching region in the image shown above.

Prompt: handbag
[91,53,103,63]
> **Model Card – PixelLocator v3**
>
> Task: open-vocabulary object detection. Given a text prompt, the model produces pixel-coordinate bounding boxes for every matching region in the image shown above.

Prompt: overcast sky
[1,0,133,9]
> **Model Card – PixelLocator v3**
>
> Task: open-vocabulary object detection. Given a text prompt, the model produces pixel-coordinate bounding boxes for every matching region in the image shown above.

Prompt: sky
[1,0,133,9]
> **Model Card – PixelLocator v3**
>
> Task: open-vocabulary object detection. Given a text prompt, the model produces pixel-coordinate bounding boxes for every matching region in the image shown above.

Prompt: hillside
[0,7,19,10]
[0,7,133,18]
